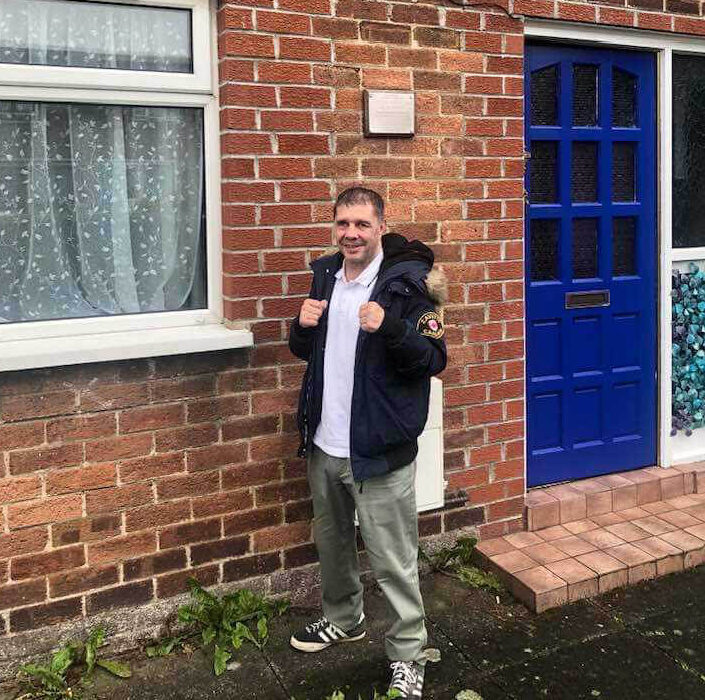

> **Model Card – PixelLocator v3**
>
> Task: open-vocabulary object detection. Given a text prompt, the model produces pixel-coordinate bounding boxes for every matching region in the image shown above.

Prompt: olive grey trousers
[307,445,427,662]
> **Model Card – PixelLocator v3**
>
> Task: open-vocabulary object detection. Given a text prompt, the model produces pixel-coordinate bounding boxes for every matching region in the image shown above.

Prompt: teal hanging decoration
[672,264,705,436]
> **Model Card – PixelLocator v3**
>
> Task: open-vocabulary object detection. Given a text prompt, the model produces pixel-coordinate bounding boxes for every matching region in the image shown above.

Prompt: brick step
[476,492,705,613]
[525,463,705,531]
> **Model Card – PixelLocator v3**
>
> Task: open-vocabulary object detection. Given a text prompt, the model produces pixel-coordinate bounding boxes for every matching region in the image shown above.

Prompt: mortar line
[261,647,297,699]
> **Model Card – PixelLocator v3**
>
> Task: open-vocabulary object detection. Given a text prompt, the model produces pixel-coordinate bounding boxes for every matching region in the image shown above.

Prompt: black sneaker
[289,613,366,652]
[388,660,425,699]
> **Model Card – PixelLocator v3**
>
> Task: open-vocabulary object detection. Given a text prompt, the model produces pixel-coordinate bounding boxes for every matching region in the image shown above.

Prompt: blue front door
[525,44,657,487]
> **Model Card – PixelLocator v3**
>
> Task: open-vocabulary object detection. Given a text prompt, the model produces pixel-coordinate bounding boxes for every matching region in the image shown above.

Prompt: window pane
[529,141,558,204]
[612,142,636,202]
[572,142,598,202]
[531,219,560,282]
[531,64,559,126]
[612,67,637,127]
[0,0,192,72]
[673,54,705,248]
[613,218,636,276]
[0,101,205,324]
[573,64,598,127]
[572,219,599,279]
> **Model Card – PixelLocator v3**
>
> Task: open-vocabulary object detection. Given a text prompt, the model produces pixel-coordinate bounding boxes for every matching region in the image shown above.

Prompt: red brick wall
[2,0,702,640]
[217,0,528,551]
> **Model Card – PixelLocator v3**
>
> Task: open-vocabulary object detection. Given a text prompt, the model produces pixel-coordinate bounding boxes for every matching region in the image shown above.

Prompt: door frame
[524,20,705,480]
[524,41,658,486]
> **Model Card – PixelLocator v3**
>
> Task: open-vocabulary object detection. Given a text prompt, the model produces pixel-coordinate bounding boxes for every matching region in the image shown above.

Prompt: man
[288,187,446,699]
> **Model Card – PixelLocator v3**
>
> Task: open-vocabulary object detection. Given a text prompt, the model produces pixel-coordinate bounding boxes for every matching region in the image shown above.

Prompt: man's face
[334,202,386,269]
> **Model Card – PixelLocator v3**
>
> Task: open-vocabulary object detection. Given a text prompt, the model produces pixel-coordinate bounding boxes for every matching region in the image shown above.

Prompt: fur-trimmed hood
[380,233,447,310]
[424,266,448,309]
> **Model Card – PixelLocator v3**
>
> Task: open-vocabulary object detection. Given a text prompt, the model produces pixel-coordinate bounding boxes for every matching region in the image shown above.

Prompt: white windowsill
[0,324,254,373]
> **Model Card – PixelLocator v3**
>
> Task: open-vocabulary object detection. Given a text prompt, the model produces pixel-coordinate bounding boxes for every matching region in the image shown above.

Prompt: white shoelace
[389,661,418,695]
[306,613,363,635]
[306,616,332,634]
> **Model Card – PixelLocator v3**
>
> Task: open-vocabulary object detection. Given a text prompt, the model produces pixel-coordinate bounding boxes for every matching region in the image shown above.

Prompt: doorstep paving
[6,568,705,699]
[524,463,705,531]
[478,492,705,612]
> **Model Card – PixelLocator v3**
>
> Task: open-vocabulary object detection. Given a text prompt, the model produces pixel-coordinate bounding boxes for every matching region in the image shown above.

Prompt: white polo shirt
[313,251,384,458]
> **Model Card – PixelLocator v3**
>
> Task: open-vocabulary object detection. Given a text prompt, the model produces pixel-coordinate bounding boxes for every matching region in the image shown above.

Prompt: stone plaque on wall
[363,90,415,137]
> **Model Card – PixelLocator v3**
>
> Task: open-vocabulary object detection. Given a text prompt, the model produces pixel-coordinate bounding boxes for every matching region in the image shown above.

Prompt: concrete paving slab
[491,632,705,699]
[591,563,705,623]
[265,591,390,700]
[421,574,528,625]
[6,567,705,700]
[423,576,617,674]
[266,585,510,699]
[632,607,705,679]
[87,644,287,700]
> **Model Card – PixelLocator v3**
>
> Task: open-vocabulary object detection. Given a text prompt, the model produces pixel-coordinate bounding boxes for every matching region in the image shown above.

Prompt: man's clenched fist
[299,299,328,328]
[359,301,384,333]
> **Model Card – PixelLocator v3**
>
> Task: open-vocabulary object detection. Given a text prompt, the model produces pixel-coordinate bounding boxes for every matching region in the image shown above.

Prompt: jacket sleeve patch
[416,311,444,339]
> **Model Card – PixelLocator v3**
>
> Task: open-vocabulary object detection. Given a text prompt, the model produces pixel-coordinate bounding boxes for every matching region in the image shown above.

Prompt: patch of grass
[419,536,503,595]
[146,578,289,676]
[15,627,130,699]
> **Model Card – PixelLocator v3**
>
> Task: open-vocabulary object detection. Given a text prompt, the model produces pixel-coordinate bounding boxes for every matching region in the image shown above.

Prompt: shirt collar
[335,250,384,287]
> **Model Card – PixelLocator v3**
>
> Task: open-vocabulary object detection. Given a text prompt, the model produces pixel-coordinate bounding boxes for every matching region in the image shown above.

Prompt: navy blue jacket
[289,233,447,483]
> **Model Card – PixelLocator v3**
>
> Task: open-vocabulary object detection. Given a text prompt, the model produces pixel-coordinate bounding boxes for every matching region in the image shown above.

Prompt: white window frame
[525,19,705,471]
[0,0,252,372]
[0,0,213,93]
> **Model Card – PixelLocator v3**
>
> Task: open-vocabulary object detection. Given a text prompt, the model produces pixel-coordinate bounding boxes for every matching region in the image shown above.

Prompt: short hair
[333,186,385,222]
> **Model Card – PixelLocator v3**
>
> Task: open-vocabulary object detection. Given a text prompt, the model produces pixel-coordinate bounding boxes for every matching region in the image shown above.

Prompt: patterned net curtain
[0,0,205,323]
[0,0,191,72]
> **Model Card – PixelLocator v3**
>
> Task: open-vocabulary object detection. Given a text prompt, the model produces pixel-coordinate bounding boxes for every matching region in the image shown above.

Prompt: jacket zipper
[349,268,419,485]
[299,266,333,458]
[350,276,386,489]
[351,327,366,492]
[298,343,315,458]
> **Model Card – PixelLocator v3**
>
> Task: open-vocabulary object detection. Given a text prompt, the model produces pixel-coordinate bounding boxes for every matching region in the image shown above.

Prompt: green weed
[146,578,289,676]
[419,536,503,595]
[15,627,130,699]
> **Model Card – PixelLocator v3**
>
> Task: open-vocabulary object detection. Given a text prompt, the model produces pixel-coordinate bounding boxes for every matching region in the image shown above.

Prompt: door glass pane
[531,64,559,126]
[572,219,599,279]
[531,219,560,281]
[0,0,192,73]
[573,64,598,126]
[613,217,636,276]
[529,141,558,203]
[673,54,705,247]
[612,142,636,202]
[572,142,598,202]
[612,67,637,127]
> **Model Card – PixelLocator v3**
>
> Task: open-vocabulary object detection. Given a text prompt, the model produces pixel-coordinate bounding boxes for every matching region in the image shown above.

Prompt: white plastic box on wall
[416,377,445,513]
[354,378,444,525]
